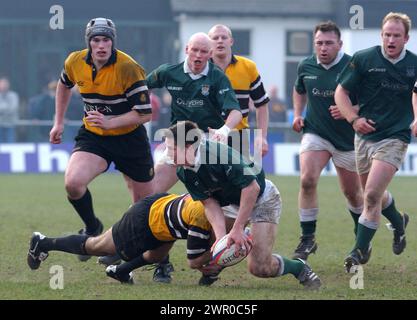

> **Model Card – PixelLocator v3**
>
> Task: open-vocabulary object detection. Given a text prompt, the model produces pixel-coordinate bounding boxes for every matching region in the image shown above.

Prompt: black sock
[160,255,170,265]
[68,189,98,234]
[349,210,360,236]
[40,234,90,255]
[381,198,405,234]
[300,221,316,236]
[117,254,150,274]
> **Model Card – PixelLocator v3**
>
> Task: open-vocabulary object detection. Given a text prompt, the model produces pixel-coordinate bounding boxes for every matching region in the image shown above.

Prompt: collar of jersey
[84,49,117,67]
[380,46,406,64]
[183,57,209,80]
[210,54,238,67]
[317,50,344,70]
[230,54,238,64]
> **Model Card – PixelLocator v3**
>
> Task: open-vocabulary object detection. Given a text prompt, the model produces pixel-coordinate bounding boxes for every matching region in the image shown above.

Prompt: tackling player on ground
[163,121,322,289]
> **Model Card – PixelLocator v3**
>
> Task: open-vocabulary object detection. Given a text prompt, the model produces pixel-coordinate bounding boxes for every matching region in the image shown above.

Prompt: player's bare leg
[65,151,107,260]
[247,222,278,277]
[123,174,154,203]
[248,222,321,289]
[335,166,364,234]
[345,160,401,272]
[293,150,331,260]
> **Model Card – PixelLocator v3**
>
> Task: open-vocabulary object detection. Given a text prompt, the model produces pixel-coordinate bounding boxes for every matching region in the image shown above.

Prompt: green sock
[382,198,404,234]
[349,210,360,236]
[282,257,304,277]
[353,223,376,253]
[300,220,316,236]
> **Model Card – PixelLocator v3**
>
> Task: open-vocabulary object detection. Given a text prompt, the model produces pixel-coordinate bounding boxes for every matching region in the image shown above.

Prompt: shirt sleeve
[60,53,76,88]
[122,62,152,114]
[248,62,270,108]
[186,201,211,259]
[146,64,168,89]
[215,74,241,113]
[413,81,417,93]
[337,54,363,93]
[294,60,306,94]
[184,184,209,202]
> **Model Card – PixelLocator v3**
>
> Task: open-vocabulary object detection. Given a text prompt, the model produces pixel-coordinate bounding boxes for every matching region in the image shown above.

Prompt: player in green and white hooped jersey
[291,21,364,261]
[335,12,417,272]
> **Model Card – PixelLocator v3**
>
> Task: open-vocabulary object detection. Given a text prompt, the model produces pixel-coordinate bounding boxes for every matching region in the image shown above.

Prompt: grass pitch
[0,174,416,300]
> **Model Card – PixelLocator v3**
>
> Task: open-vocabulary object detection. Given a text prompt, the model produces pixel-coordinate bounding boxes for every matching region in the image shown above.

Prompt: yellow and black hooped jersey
[60,49,152,136]
[148,194,212,259]
[224,55,270,130]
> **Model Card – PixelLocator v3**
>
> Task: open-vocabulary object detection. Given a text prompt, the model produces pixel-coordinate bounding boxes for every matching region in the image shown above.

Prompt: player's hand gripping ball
[212,233,252,267]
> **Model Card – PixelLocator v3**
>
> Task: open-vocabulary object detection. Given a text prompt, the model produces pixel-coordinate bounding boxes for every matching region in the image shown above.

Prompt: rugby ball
[212,234,252,267]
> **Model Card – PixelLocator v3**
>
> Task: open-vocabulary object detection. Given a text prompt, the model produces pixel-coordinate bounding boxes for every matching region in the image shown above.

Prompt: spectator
[268,85,287,123]
[0,76,19,142]
[27,80,57,142]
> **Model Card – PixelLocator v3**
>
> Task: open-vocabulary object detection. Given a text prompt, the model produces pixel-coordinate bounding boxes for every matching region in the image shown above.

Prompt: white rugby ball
[212,234,252,267]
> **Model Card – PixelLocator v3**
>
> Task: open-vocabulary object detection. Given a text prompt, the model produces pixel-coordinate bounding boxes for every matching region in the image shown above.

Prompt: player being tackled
[27,193,215,284]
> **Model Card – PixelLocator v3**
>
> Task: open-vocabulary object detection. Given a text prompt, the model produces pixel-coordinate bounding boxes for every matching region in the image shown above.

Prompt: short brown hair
[382,12,411,35]
[166,121,202,147]
[314,21,341,39]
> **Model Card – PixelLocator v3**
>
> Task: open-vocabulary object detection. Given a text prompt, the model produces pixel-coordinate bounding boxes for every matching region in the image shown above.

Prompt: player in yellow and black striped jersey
[49,18,154,263]
[60,48,152,136]
[209,24,270,159]
[27,193,219,284]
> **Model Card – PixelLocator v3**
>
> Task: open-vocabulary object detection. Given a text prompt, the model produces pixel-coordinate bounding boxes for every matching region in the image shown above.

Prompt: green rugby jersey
[147,61,240,132]
[176,140,266,207]
[294,53,356,151]
[338,46,417,143]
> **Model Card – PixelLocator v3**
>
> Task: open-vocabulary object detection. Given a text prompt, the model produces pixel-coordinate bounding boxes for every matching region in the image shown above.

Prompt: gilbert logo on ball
[212,233,252,267]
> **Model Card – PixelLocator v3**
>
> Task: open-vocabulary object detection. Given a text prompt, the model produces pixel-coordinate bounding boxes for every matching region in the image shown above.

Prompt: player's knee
[248,260,273,278]
[344,190,363,206]
[300,174,317,193]
[65,179,86,198]
[364,189,381,207]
